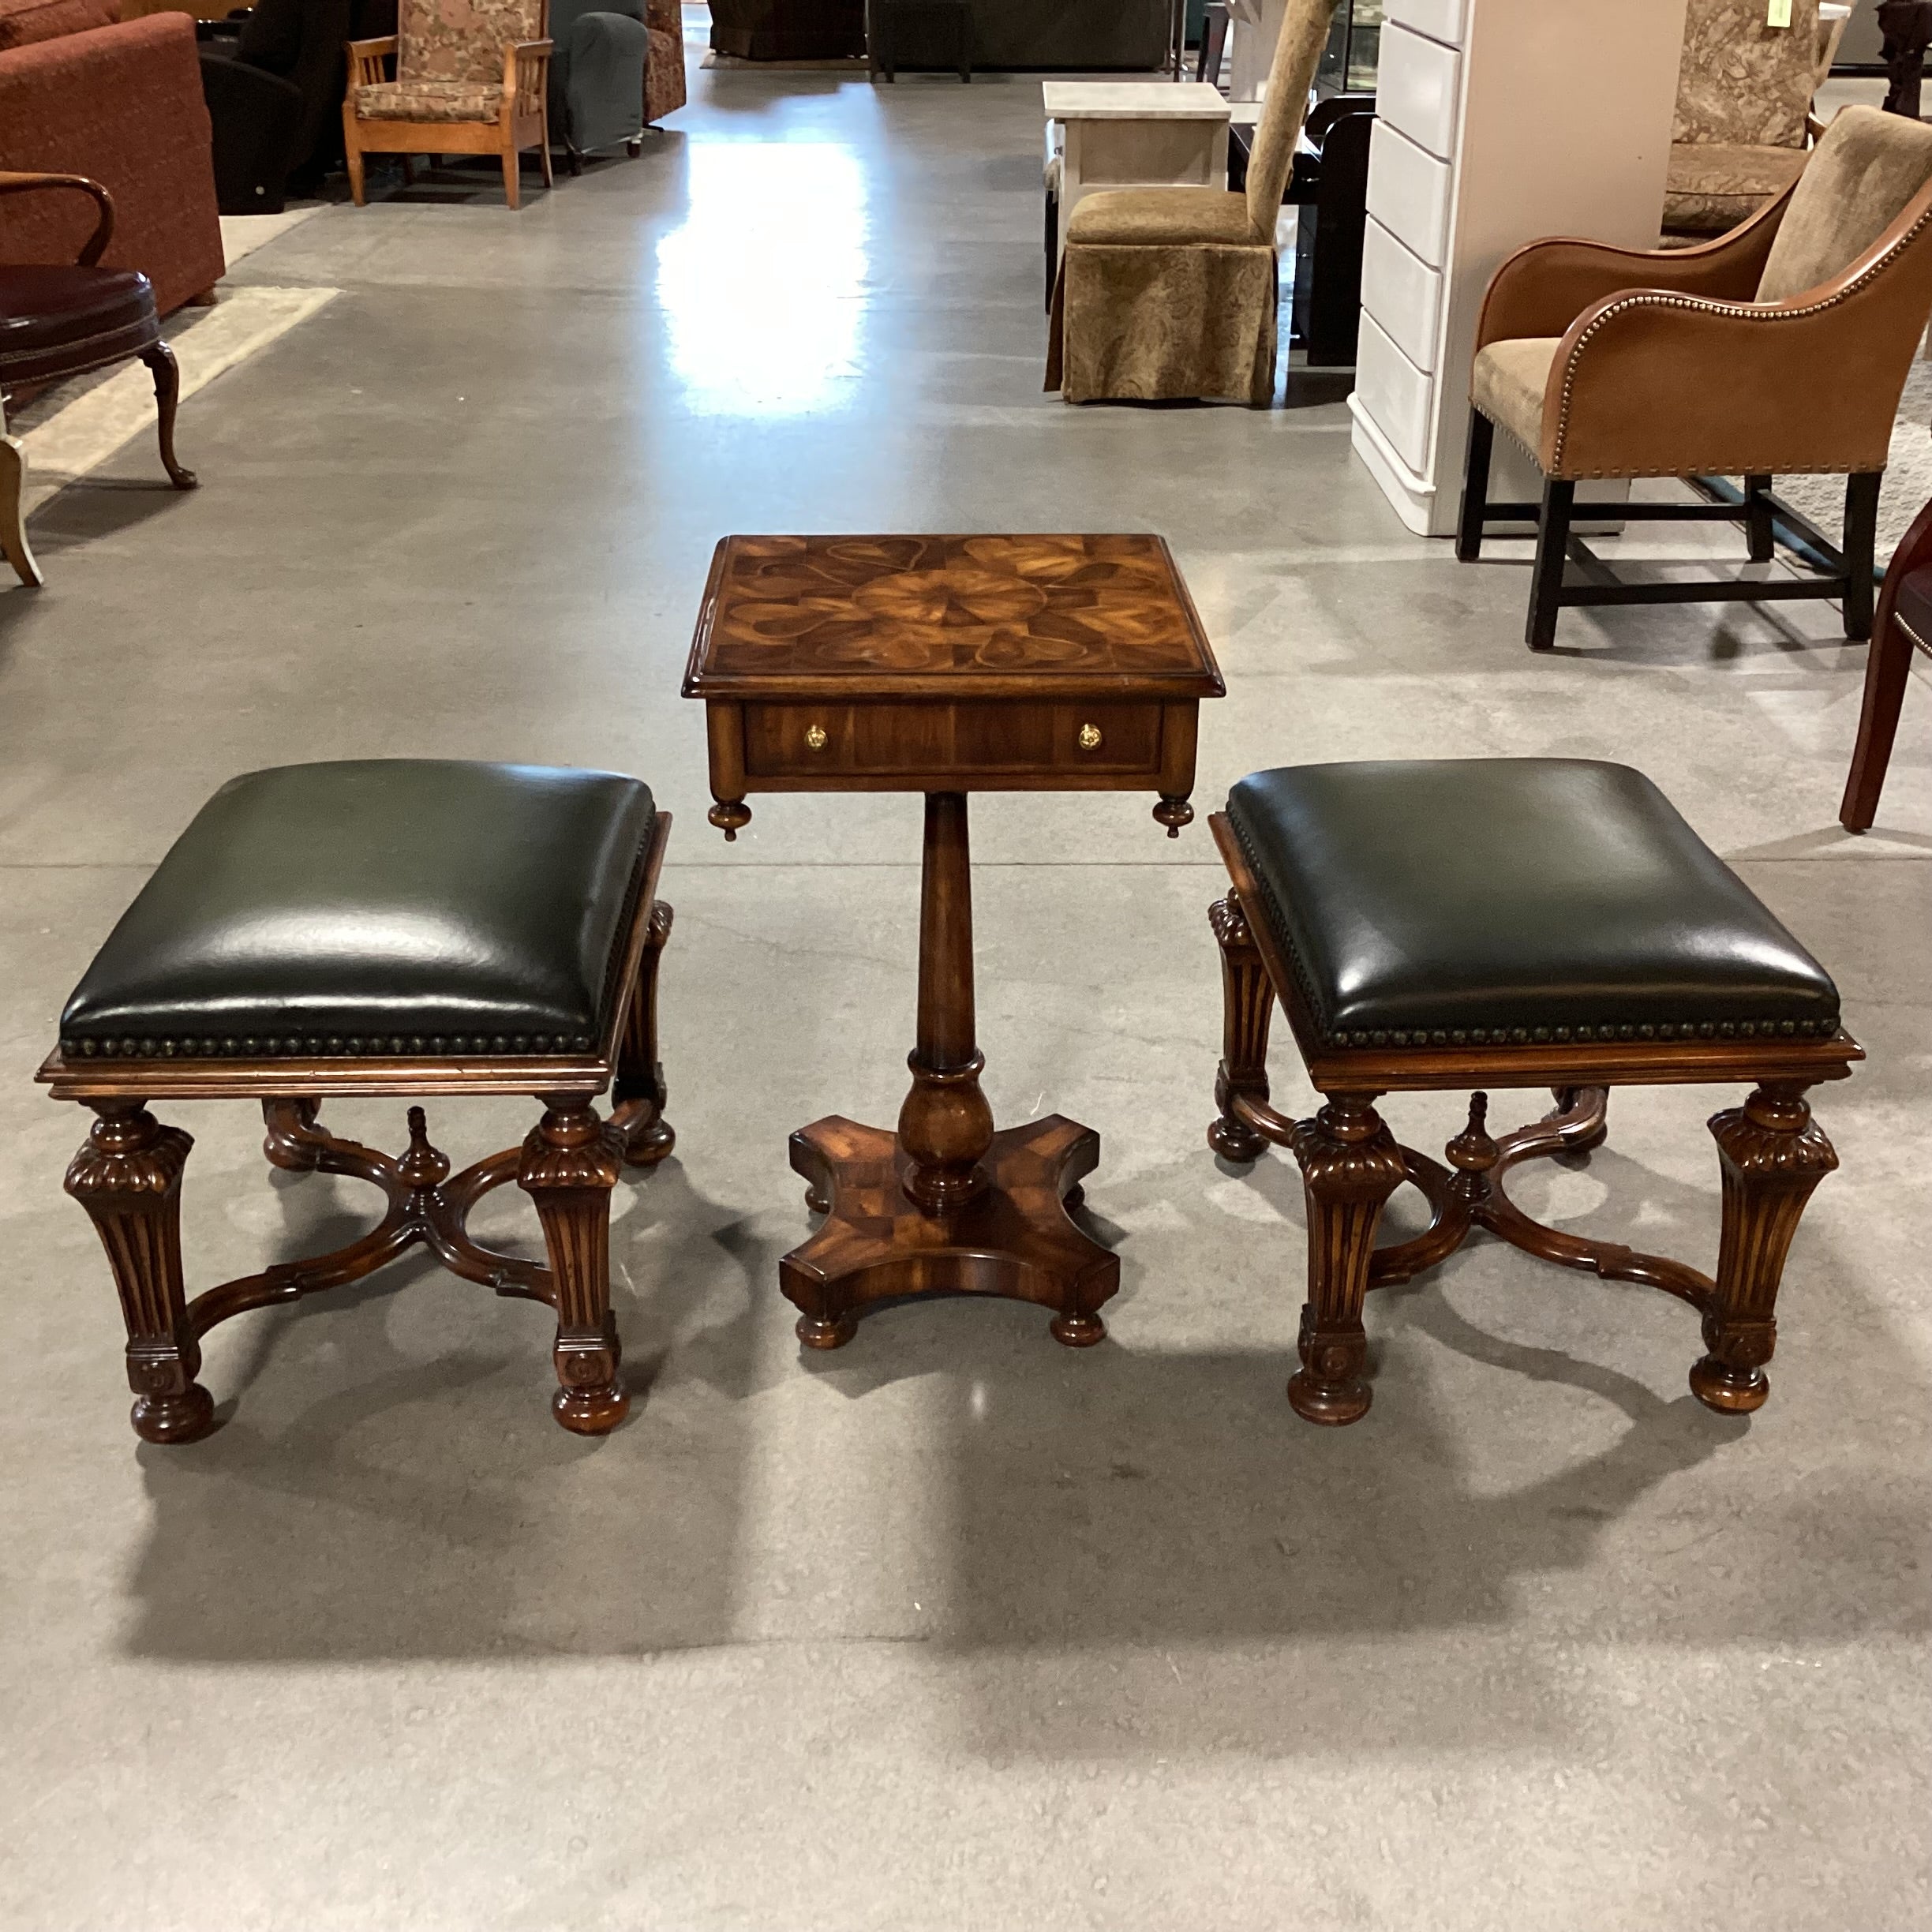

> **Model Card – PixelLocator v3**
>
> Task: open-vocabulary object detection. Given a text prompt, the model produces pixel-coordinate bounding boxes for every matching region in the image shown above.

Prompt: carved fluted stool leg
[1287,1093,1405,1425]
[1208,890,1274,1163]
[520,1095,628,1435]
[615,900,675,1166]
[1693,1083,1838,1414]
[65,1102,215,1444]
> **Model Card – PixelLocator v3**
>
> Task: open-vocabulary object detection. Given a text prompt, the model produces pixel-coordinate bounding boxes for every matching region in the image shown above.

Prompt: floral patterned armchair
[343,0,554,208]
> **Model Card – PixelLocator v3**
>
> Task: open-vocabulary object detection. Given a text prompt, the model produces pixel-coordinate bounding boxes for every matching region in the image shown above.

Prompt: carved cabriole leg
[2,424,45,588]
[1207,890,1274,1163]
[519,1095,627,1435]
[614,899,675,1166]
[140,341,197,490]
[1287,1093,1406,1425]
[65,1102,215,1444]
[1693,1083,1838,1414]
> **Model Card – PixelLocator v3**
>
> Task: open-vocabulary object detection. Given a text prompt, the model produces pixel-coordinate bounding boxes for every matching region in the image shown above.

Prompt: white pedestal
[1348,0,1687,537]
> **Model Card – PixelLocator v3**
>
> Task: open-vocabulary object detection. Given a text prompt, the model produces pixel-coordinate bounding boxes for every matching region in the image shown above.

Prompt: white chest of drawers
[1348,0,1688,537]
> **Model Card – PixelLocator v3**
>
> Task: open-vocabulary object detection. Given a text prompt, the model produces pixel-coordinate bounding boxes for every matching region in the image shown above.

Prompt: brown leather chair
[0,171,196,590]
[1456,107,1932,653]
[1840,494,1932,831]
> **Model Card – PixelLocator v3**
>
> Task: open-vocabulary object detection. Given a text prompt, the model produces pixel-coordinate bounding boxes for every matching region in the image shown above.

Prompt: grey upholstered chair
[548,0,648,167]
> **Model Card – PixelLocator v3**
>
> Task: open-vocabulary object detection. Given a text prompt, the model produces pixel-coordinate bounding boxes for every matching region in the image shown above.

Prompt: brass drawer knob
[805,724,828,751]
[1077,722,1103,751]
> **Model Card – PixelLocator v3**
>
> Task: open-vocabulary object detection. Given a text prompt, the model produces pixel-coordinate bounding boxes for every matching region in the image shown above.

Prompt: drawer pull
[805,724,829,751]
[1077,723,1103,751]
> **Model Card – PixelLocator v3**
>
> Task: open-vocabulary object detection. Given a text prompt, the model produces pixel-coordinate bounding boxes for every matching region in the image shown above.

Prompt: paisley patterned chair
[343,0,553,208]
[1666,0,1837,237]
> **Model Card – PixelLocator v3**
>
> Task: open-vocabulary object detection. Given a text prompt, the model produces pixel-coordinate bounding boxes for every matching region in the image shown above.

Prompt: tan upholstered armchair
[1457,107,1932,653]
[1044,0,1335,406]
[343,0,553,209]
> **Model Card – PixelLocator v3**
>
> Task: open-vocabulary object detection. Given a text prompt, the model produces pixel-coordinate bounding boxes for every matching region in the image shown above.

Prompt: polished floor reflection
[0,53,1928,1932]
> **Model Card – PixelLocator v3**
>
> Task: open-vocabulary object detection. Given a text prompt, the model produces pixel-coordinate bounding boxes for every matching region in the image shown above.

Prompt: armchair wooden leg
[1843,472,1881,641]
[1840,601,1916,831]
[344,114,367,205]
[539,115,554,190]
[140,343,197,491]
[1208,890,1274,1163]
[501,142,522,210]
[1745,474,1773,564]
[0,430,43,589]
[520,1096,627,1434]
[1526,477,1574,652]
[1455,407,1493,563]
[66,1102,216,1444]
[1286,1094,1405,1425]
[1692,1084,1837,1414]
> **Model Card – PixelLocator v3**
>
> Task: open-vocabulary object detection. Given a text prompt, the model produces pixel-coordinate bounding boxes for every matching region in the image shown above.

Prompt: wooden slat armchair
[343,0,553,209]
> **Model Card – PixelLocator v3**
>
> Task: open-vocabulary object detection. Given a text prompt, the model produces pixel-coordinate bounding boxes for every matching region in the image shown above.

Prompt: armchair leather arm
[344,33,397,88]
[1537,227,1932,478]
[0,170,114,264]
[1475,185,1793,353]
[502,36,552,111]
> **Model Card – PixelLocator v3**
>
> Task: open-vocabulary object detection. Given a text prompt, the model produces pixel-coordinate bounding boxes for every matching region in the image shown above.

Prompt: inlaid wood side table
[684,534,1224,1348]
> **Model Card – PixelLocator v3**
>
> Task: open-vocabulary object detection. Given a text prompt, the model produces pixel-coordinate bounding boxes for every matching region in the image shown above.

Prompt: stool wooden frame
[36,815,673,1445]
[1204,813,1862,1425]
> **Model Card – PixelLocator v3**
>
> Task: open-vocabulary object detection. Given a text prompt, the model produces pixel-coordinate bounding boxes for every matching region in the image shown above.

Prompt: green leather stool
[1205,758,1861,1426]
[39,760,674,1444]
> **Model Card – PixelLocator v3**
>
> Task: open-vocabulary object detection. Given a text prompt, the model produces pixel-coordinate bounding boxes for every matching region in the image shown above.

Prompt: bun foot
[624,1114,676,1167]
[709,799,751,841]
[804,1185,831,1215]
[1690,1356,1769,1413]
[1208,1114,1266,1163]
[1050,1309,1106,1347]
[131,1381,217,1445]
[797,1312,856,1350]
[552,1380,630,1435]
[1286,1368,1372,1425]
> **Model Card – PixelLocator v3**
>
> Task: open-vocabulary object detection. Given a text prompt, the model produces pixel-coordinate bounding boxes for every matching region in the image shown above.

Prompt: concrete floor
[2,65,1930,1932]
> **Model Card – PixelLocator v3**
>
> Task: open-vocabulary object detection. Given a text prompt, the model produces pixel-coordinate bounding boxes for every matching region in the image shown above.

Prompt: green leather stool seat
[60,760,657,1060]
[1225,758,1840,1051]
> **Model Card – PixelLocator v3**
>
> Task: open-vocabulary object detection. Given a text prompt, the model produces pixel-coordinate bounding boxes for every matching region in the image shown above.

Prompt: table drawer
[743,701,1165,780]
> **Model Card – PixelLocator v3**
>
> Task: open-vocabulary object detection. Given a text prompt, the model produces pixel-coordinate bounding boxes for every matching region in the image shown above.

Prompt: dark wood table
[683,534,1224,1348]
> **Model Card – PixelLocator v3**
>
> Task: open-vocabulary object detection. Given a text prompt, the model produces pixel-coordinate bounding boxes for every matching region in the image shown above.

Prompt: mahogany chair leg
[1207,889,1274,1163]
[64,1102,216,1444]
[1692,1084,1838,1414]
[140,342,197,490]
[615,900,675,1166]
[1840,603,1916,830]
[1,430,44,588]
[1286,1093,1405,1425]
[519,1095,627,1434]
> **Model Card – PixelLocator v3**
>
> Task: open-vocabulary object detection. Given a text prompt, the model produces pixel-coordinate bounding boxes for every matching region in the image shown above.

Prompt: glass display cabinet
[1317,0,1381,94]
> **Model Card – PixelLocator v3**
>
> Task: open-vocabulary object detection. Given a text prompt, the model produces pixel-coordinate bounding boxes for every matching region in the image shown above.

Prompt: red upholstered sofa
[0,0,225,317]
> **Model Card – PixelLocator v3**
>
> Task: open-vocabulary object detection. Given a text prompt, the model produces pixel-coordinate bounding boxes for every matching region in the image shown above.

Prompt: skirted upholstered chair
[1044,0,1335,406]
[1665,0,1835,238]
[343,0,553,208]
[546,0,683,169]
[1458,107,1932,653]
